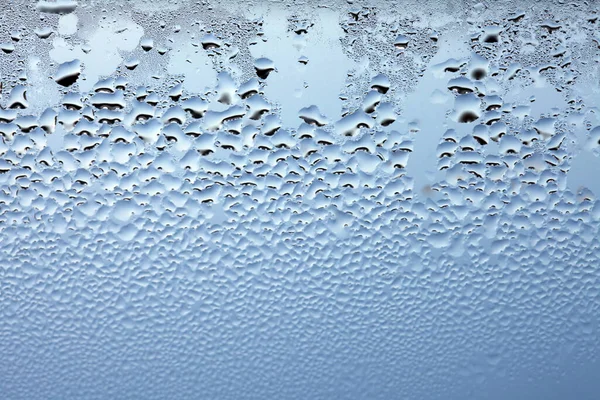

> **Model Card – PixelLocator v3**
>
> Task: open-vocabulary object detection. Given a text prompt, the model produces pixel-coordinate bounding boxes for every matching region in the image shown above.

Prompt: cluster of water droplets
[0,1,599,400]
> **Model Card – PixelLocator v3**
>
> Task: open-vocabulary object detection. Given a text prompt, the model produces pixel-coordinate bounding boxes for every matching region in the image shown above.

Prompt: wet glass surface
[0,1,599,399]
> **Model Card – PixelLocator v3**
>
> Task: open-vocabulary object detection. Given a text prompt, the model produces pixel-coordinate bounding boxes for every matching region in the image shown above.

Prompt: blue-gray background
[0,1,599,399]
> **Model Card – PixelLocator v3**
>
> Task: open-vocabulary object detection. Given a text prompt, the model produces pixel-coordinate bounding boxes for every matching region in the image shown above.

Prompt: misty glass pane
[1,1,599,399]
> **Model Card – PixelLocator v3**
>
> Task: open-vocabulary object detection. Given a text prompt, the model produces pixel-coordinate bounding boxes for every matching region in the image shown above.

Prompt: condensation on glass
[0,1,599,399]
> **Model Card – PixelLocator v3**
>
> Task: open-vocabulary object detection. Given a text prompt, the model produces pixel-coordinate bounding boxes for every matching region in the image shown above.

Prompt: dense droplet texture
[0,1,599,400]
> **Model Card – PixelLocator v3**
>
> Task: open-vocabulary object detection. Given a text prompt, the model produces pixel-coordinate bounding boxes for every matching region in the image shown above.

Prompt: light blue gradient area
[0,1,599,399]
